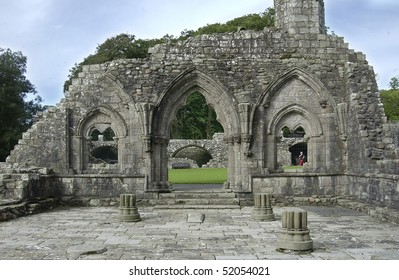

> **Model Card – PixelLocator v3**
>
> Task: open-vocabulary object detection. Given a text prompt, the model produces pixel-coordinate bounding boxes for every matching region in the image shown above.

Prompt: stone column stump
[277,210,313,251]
[251,193,275,221]
[118,194,141,222]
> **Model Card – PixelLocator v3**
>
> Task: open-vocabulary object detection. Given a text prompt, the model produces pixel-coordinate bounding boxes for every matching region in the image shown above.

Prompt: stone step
[153,204,240,209]
[158,198,240,205]
[159,192,236,199]
[141,188,241,208]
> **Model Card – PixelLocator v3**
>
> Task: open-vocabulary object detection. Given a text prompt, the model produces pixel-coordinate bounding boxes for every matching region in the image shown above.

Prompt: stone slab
[0,206,399,260]
[187,213,205,223]
[67,242,107,259]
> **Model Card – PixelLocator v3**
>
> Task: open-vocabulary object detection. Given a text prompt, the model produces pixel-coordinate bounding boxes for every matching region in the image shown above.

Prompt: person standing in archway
[299,151,305,166]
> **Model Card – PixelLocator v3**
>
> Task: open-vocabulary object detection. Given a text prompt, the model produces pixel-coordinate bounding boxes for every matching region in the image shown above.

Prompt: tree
[194,8,275,35]
[0,48,45,161]
[170,92,224,139]
[389,76,399,90]
[380,76,399,122]
[64,8,275,91]
[63,8,276,138]
[381,90,399,122]
[64,34,166,91]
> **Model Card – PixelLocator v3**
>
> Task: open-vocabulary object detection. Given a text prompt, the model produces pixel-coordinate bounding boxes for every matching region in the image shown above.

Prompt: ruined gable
[2,0,399,214]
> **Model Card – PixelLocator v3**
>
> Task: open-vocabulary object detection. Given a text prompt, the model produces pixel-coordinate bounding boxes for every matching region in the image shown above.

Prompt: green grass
[283,166,304,170]
[168,168,227,184]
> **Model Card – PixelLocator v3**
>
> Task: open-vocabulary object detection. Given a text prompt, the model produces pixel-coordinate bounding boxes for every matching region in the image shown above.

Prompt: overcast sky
[1,0,399,105]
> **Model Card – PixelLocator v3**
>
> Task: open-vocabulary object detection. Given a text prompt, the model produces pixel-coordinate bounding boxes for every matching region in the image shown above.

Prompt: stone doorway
[149,69,243,193]
[171,145,213,168]
[289,142,308,166]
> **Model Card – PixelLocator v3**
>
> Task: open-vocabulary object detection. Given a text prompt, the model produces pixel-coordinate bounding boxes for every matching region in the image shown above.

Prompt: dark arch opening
[90,146,118,164]
[173,145,213,167]
[283,126,305,138]
[289,142,308,166]
[170,92,224,139]
[90,127,115,141]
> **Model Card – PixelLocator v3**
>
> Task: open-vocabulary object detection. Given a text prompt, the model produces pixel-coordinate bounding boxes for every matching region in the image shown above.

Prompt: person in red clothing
[299,151,305,166]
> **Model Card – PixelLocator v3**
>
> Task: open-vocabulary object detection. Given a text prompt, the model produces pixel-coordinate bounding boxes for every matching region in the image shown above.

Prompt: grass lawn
[168,168,227,184]
[283,166,304,170]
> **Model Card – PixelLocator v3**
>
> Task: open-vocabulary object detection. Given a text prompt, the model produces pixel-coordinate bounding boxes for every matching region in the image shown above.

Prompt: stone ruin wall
[1,0,399,219]
[168,133,228,168]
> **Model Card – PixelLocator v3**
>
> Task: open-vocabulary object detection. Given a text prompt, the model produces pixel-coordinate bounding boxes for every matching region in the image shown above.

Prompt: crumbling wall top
[274,0,326,34]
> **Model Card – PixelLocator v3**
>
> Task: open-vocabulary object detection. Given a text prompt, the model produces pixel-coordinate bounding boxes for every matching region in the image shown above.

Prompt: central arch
[149,68,241,191]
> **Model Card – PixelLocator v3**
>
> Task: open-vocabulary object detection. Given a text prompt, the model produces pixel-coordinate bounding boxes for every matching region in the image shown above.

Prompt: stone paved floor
[0,205,398,260]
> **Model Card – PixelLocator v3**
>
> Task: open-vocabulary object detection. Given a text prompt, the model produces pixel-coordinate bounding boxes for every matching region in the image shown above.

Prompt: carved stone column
[233,134,242,190]
[238,103,254,157]
[137,102,154,153]
[118,194,141,222]
[151,135,170,192]
[224,135,235,190]
[277,210,313,251]
[251,193,275,221]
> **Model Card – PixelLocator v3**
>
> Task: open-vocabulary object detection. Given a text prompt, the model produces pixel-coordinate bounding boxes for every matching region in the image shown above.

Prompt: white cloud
[367,0,399,5]
[1,0,398,104]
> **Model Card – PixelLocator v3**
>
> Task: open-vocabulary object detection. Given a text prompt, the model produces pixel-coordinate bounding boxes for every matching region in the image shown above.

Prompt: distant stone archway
[172,145,213,167]
[5,0,399,214]
[167,133,228,168]
[256,68,337,173]
[75,106,128,173]
[150,68,242,191]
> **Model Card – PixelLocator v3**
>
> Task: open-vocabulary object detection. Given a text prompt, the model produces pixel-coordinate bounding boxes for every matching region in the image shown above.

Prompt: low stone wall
[0,172,54,200]
[168,158,198,169]
[1,169,399,224]
[251,172,399,223]
[52,175,146,201]
[168,133,227,168]
[252,173,348,197]
[252,173,399,207]
[0,198,58,222]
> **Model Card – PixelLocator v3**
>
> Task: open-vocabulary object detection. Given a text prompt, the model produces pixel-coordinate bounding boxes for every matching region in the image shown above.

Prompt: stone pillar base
[277,210,313,251]
[118,194,141,222]
[251,193,275,221]
[251,210,276,221]
[277,229,313,251]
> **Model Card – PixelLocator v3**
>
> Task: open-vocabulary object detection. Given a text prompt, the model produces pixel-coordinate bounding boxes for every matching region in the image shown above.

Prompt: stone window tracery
[88,127,118,165]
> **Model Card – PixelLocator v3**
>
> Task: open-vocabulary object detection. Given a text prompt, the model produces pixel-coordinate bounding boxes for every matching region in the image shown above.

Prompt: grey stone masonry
[277,210,313,251]
[275,0,326,34]
[251,193,276,221]
[1,0,399,219]
[118,194,141,222]
[168,133,227,168]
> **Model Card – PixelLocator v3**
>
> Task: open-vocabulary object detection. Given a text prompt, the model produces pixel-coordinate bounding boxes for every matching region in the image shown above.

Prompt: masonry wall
[1,4,398,212]
[168,133,228,168]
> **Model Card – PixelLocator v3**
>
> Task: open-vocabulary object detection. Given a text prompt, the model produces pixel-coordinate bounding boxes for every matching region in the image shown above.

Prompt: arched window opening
[173,145,213,167]
[90,127,115,142]
[282,126,305,138]
[277,126,308,169]
[89,127,118,165]
[90,146,118,164]
[289,142,308,166]
[282,126,290,138]
[170,92,224,140]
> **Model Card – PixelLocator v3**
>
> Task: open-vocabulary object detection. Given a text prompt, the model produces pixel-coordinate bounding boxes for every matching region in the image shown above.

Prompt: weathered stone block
[277,210,313,251]
[118,194,141,222]
[251,193,275,221]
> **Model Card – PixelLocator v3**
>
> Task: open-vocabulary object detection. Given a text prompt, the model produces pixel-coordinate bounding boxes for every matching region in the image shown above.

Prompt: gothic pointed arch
[102,72,134,106]
[148,68,244,192]
[74,106,128,173]
[256,67,336,109]
[267,104,323,137]
[154,68,240,138]
[76,106,128,139]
